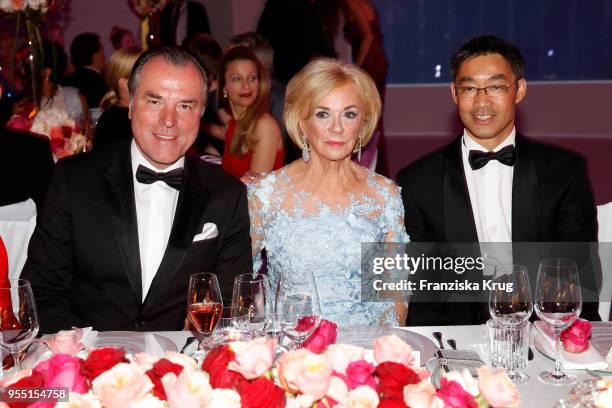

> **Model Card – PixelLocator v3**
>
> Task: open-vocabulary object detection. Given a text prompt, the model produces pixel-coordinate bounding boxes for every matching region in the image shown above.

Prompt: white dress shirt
[461,129,515,270]
[131,141,183,301]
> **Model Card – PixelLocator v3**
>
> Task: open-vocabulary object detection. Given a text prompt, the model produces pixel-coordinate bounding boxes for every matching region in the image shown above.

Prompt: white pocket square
[193,222,218,242]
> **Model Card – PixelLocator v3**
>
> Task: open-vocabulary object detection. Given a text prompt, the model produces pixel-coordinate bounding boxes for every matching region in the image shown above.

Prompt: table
[151,324,611,408]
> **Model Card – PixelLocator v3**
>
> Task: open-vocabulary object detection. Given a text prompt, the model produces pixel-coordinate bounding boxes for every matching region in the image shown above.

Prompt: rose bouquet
[7,108,90,159]
[0,0,49,13]
[128,0,170,17]
[0,326,521,408]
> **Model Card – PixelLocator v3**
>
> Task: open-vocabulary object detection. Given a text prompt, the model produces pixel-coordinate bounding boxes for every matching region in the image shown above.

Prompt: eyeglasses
[455,79,520,98]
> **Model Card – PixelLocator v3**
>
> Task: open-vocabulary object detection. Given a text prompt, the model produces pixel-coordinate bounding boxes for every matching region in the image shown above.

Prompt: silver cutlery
[433,331,444,349]
[447,339,457,350]
[180,336,196,354]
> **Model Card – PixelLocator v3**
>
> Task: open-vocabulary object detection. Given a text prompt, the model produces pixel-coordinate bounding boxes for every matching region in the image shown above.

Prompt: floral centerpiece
[7,108,89,159]
[0,323,521,408]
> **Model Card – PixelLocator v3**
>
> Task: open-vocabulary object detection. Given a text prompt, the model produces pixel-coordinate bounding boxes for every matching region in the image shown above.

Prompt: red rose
[376,362,421,400]
[436,378,478,408]
[344,360,376,390]
[80,347,129,381]
[201,344,247,391]
[5,371,45,408]
[240,377,286,408]
[146,358,184,400]
[378,399,408,408]
[561,318,592,353]
[297,318,337,353]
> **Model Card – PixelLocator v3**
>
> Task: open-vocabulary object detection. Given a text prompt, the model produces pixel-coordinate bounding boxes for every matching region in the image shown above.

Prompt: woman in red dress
[210,46,284,183]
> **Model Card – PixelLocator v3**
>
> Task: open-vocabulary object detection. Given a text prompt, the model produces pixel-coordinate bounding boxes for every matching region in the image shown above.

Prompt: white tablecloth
[0,199,36,279]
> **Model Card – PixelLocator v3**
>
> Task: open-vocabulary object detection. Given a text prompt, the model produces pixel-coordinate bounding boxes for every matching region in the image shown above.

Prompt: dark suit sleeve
[397,169,433,242]
[21,162,80,333]
[215,186,252,304]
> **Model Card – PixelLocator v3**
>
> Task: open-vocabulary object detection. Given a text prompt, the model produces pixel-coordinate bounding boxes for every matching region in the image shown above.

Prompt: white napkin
[144,333,166,358]
[534,321,607,370]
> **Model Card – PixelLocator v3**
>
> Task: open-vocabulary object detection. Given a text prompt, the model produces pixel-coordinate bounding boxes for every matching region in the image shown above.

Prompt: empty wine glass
[0,279,39,373]
[534,258,582,385]
[187,273,223,354]
[274,272,321,349]
[488,264,533,383]
[231,273,270,336]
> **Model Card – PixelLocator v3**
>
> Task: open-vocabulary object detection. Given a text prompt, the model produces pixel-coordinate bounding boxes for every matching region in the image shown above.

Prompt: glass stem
[11,352,20,372]
[554,328,563,375]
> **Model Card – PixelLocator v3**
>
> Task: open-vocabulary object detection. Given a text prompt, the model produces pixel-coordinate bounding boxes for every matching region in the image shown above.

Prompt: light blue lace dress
[248,168,410,326]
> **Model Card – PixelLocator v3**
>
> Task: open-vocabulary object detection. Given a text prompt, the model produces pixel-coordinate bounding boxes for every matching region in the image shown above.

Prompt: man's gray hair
[128,46,208,111]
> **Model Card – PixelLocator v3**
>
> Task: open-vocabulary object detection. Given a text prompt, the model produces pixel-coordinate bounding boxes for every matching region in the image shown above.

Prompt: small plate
[335,326,437,366]
[94,332,178,357]
[534,327,608,370]
[590,322,612,358]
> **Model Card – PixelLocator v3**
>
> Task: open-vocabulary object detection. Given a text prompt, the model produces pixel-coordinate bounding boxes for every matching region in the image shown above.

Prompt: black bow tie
[468,145,516,170]
[135,165,184,190]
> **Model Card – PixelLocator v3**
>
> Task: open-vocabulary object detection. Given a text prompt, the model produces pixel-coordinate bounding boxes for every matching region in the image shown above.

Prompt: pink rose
[163,351,198,371]
[476,366,520,408]
[161,367,213,408]
[373,334,415,367]
[227,337,277,379]
[133,352,160,371]
[404,381,444,408]
[54,393,102,408]
[326,375,349,405]
[561,318,592,353]
[91,363,154,408]
[297,318,337,353]
[34,354,88,393]
[42,329,85,356]
[346,385,379,408]
[277,348,333,400]
[342,360,376,390]
[441,369,479,397]
[207,388,241,408]
[324,344,366,375]
[0,369,32,388]
[436,378,478,408]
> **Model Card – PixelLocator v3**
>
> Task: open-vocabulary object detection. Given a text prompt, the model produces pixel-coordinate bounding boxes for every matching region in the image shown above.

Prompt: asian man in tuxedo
[397,35,600,325]
[22,47,252,333]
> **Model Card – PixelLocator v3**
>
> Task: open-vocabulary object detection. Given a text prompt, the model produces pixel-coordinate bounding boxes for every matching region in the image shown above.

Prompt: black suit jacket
[0,128,54,209]
[159,0,210,45]
[397,134,600,325]
[22,141,252,333]
[62,67,107,109]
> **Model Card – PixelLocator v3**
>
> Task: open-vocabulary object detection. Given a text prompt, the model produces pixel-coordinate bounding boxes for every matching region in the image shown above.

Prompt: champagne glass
[187,273,223,354]
[231,273,269,336]
[534,258,582,385]
[0,279,39,373]
[274,272,321,349]
[488,264,533,383]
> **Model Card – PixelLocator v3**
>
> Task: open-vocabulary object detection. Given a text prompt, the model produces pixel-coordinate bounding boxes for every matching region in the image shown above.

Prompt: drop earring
[223,90,228,99]
[357,136,362,162]
[302,138,310,163]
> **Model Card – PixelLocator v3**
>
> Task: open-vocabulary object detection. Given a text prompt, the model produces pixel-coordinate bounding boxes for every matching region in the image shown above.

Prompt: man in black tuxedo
[397,35,599,325]
[62,33,108,109]
[22,47,252,333]
[159,0,210,46]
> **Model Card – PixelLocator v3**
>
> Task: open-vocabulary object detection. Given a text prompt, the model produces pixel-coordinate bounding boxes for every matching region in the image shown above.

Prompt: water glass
[486,319,530,384]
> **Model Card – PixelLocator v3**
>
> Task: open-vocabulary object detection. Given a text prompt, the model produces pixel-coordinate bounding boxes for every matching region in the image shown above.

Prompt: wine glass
[186,273,223,354]
[231,273,269,336]
[488,264,533,383]
[0,279,39,373]
[534,258,582,385]
[274,272,321,349]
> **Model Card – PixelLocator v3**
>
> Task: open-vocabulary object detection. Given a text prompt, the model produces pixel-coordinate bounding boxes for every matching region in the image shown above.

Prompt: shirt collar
[131,139,185,181]
[462,127,516,152]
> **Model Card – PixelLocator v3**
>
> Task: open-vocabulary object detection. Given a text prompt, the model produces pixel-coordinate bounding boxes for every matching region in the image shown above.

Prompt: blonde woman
[93,46,142,149]
[248,59,409,326]
[208,46,284,183]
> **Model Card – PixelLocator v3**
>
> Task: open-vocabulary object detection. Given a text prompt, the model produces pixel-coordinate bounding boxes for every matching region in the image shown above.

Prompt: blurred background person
[182,33,224,156]
[227,32,298,164]
[209,46,283,182]
[159,0,211,46]
[93,46,142,149]
[62,32,108,109]
[110,26,137,50]
[341,0,389,174]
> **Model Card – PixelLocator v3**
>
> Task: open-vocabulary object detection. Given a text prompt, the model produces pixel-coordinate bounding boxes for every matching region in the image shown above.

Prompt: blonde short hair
[284,58,381,152]
[101,46,142,109]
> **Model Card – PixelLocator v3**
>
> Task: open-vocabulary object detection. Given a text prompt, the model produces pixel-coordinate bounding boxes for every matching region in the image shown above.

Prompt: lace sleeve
[247,174,275,273]
[381,180,410,243]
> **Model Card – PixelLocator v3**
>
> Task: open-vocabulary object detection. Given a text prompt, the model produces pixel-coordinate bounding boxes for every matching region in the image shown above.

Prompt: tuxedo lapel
[444,138,479,242]
[512,135,541,241]
[104,144,142,301]
[142,156,208,311]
